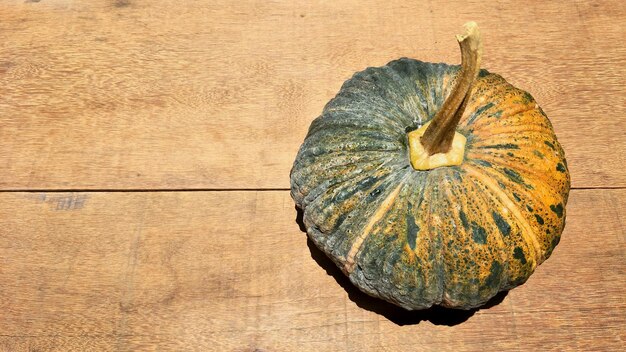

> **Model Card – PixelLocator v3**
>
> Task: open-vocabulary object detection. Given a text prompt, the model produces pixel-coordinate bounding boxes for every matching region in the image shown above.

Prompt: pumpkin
[290,22,569,310]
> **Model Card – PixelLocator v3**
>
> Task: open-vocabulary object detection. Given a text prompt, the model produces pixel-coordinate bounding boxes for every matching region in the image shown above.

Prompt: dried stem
[420,21,482,155]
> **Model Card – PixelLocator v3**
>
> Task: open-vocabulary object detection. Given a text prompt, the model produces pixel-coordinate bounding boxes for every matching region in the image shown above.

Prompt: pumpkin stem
[420,21,482,155]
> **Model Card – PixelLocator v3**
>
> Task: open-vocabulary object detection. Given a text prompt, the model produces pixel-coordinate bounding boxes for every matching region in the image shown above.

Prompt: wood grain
[1,1,625,351]
[0,189,624,351]
[1,0,625,190]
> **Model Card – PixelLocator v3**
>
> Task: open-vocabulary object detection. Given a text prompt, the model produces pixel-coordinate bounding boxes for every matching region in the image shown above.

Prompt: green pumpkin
[290,23,569,310]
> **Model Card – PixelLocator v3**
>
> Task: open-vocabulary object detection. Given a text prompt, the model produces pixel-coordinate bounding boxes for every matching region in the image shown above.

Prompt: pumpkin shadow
[295,206,508,326]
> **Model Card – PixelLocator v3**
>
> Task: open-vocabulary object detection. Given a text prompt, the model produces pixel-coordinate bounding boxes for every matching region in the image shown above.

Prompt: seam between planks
[0,186,623,193]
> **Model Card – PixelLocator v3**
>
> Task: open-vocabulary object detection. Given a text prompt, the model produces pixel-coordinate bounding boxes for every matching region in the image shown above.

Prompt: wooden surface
[1,0,625,189]
[0,190,625,351]
[0,0,624,351]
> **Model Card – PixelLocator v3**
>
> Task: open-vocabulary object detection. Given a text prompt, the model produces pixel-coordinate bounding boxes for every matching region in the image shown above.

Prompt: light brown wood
[0,189,624,351]
[1,1,625,351]
[1,0,625,189]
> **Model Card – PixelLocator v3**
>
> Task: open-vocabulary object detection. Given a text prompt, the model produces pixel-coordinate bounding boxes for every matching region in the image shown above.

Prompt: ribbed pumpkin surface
[290,59,570,310]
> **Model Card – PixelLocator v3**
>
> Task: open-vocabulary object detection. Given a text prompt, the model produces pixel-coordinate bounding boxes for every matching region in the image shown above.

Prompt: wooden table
[1,1,624,351]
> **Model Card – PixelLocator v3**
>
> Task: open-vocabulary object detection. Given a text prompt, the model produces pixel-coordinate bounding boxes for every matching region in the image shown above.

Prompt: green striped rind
[290,58,570,310]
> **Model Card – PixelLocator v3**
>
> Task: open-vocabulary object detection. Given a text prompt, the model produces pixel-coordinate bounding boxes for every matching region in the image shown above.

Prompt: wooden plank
[1,0,625,190]
[0,189,623,351]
